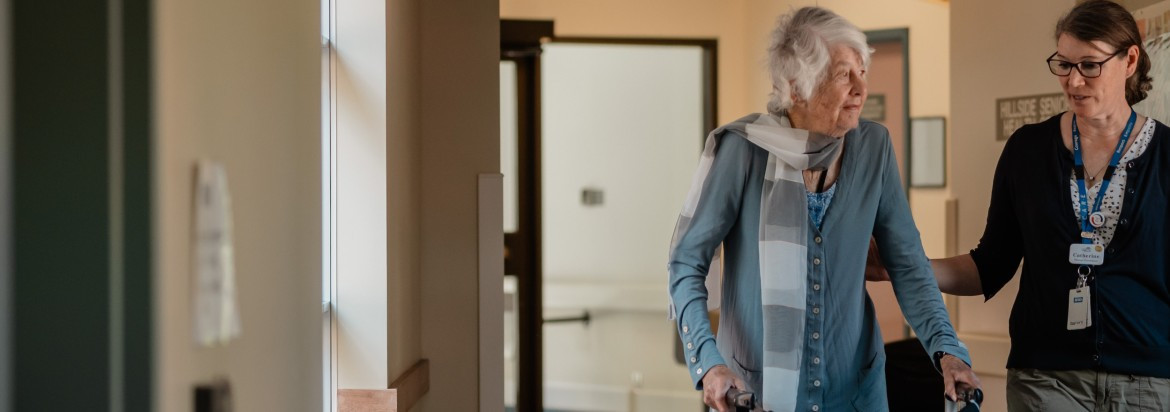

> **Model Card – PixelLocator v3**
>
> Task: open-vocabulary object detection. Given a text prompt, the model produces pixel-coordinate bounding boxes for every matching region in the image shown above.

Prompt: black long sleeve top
[970,113,1170,379]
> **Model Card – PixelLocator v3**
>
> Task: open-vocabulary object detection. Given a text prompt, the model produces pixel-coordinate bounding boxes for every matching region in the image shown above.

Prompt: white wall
[334,0,389,391]
[153,0,323,410]
[501,61,520,234]
[541,43,702,283]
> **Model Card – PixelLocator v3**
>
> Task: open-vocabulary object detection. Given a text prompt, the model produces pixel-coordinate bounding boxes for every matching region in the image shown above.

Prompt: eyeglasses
[1046,50,1125,78]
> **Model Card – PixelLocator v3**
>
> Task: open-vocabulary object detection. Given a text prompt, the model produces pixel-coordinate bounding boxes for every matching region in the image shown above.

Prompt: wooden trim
[337,359,429,412]
[338,390,396,412]
[501,19,554,57]
[552,36,716,47]
[944,198,961,328]
[390,359,430,411]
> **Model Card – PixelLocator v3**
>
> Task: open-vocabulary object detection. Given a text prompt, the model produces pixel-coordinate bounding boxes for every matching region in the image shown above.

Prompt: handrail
[337,359,429,412]
[543,310,590,326]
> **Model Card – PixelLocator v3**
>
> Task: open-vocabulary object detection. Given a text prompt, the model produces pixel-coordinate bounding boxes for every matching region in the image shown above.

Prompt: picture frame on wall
[910,116,946,188]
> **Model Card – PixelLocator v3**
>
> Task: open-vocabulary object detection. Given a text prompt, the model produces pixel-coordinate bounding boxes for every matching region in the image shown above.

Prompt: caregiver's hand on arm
[865,240,983,297]
[931,254,983,296]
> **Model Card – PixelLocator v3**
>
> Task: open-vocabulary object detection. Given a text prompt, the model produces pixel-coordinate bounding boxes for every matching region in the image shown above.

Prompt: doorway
[500,22,717,411]
[863,28,913,343]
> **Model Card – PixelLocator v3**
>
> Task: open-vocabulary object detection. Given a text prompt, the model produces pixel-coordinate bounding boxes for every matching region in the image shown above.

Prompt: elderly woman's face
[1054,33,1137,118]
[792,44,867,137]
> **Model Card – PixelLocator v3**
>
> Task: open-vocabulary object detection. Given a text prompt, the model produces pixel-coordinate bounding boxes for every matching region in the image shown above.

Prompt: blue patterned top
[807,184,837,230]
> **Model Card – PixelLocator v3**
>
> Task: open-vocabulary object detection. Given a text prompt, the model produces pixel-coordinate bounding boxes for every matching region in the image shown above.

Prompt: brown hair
[1055,0,1153,105]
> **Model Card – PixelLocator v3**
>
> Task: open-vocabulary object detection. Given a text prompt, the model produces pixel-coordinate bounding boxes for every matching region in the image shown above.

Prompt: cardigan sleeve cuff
[688,337,725,390]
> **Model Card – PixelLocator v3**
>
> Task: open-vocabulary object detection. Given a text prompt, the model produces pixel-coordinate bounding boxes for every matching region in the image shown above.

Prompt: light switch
[581,188,604,206]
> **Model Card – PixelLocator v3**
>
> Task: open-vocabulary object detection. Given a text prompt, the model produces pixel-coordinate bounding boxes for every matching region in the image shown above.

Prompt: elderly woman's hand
[940,354,982,404]
[701,364,748,412]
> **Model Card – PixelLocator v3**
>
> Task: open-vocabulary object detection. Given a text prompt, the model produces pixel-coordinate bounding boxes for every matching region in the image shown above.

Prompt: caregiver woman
[925,1,1170,410]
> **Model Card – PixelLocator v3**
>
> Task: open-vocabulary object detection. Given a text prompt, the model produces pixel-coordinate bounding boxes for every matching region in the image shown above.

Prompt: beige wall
[950,0,1073,410]
[386,0,424,392]
[744,0,955,257]
[416,0,501,410]
[743,0,951,119]
[501,0,950,135]
[153,0,499,409]
[153,0,323,410]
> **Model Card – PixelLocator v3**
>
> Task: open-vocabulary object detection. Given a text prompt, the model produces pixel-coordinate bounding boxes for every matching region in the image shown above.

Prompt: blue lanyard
[1072,110,1137,244]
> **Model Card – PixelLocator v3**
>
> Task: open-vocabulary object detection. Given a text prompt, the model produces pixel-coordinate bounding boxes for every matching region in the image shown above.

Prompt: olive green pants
[1007,368,1170,412]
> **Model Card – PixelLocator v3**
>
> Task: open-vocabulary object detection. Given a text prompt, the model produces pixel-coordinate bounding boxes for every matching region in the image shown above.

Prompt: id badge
[1067,287,1092,330]
[1069,243,1105,265]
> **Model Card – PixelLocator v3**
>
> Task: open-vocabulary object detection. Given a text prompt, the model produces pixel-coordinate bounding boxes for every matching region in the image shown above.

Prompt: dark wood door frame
[501,18,553,412]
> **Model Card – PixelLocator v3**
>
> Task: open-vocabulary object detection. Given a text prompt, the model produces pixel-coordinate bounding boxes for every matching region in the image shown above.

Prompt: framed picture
[910,116,946,188]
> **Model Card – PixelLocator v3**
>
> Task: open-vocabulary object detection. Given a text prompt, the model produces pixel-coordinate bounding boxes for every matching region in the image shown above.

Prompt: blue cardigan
[668,120,968,411]
[971,113,1170,379]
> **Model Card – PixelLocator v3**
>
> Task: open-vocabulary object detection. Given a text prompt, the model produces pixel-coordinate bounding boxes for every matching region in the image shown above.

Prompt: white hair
[767,7,872,114]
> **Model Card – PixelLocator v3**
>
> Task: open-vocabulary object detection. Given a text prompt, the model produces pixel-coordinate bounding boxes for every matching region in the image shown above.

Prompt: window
[321,0,337,410]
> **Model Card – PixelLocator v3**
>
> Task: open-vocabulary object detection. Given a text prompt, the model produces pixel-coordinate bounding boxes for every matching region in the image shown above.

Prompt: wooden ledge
[339,359,430,412]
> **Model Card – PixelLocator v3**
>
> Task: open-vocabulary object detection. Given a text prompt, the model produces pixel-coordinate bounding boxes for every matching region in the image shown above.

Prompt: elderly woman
[667,6,979,412]
[920,1,1170,410]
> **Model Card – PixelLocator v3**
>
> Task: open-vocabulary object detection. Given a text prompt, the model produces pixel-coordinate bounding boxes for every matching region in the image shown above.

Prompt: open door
[863,28,912,343]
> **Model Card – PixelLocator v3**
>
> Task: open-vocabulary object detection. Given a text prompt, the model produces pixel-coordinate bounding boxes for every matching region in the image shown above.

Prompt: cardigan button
[1107,247,1115,254]
[1127,161,1135,169]
[1120,218,1128,225]
[1092,354,1100,362]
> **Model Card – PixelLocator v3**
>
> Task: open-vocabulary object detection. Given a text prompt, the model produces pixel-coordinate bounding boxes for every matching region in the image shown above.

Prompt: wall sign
[862,94,885,122]
[995,93,1067,141]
